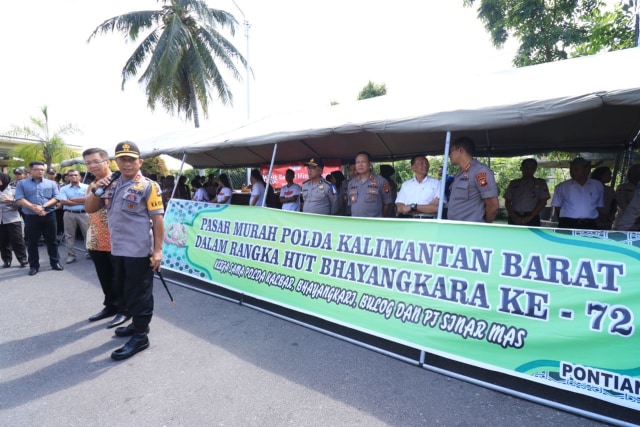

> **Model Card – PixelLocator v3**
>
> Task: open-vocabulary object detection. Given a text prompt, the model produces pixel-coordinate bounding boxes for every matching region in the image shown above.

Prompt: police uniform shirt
[551,178,603,219]
[104,171,164,257]
[395,176,442,206]
[301,178,336,215]
[0,185,21,224]
[613,181,640,230]
[347,173,393,218]
[448,159,499,222]
[280,183,301,212]
[504,177,550,213]
[615,181,640,230]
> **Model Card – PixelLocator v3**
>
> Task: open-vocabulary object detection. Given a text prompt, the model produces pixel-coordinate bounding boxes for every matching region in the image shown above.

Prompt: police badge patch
[476,172,488,187]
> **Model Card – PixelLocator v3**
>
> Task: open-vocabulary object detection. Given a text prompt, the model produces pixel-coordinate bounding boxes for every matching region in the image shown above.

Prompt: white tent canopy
[64,48,640,169]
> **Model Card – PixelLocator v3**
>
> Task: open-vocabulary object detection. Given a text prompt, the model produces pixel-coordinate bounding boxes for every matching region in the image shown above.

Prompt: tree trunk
[189,81,200,129]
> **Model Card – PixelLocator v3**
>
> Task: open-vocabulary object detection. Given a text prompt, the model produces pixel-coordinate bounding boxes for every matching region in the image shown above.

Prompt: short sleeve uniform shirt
[448,160,498,222]
[347,173,393,218]
[504,177,550,213]
[103,171,164,257]
[395,176,442,205]
[301,178,336,215]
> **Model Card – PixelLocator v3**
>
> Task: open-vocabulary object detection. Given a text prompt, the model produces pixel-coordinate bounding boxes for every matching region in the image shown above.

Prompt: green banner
[163,200,640,410]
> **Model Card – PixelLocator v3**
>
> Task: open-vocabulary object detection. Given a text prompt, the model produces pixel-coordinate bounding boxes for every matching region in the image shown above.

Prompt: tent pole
[437,131,451,220]
[612,151,623,190]
[170,152,187,199]
[261,144,278,207]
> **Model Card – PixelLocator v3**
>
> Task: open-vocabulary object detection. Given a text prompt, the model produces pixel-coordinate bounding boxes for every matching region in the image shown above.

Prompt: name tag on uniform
[124,192,141,203]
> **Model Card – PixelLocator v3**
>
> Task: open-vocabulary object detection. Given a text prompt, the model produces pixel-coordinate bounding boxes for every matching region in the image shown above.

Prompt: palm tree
[8,105,80,170]
[88,0,247,128]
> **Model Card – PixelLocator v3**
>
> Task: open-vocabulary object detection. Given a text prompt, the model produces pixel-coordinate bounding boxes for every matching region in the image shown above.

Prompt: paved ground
[0,244,616,426]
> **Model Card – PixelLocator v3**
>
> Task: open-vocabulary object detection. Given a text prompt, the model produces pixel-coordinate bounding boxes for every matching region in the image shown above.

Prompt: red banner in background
[261,160,342,189]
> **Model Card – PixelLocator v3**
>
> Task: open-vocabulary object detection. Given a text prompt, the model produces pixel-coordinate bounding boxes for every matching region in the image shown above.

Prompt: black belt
[514,211,533,216]
[558,217,598,229]
[561,217,595,224]
[412,214,434,219]
[65,210,86,214]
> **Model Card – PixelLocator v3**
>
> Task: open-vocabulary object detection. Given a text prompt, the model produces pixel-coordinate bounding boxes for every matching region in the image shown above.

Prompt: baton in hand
[156,270,176,306]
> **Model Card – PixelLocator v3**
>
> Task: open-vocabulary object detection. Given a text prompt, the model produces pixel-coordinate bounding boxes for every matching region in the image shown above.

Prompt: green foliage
[484,156,525,195]
[7,106,80,169]
[141,156,170,177]
[574,2,636,55]
[89,0,247,128]
[358,81,387,100]
[463,0,635,67]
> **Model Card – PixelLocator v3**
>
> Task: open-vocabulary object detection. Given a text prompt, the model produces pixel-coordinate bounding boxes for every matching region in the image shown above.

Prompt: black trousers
[89,250,125,314]
[112,255,154,334]
[55,207,64,235]
[0,221,27,264]
[23,212,59,268]
[558,217,597,230]
[508,212,541,227]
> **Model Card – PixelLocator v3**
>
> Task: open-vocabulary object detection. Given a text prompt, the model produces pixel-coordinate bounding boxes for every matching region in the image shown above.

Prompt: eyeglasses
[85,160,107,167]
[67,174,79,177]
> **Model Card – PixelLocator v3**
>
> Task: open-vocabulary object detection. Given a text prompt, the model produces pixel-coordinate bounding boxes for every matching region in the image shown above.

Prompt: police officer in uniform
[614,180,640,230]
[504,158,550,226]
[347,151,393,217]
[86,141,164,361]
[447,137,499,223]
[301,158,338,215]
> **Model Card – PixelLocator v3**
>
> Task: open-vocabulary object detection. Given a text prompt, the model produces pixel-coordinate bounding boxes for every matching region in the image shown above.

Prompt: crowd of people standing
[1,141,164,362]
[168,135,640,230]
[4,135,640,361]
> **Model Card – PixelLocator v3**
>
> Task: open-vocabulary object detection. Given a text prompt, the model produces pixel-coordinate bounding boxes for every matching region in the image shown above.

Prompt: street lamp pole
[231,1,252,185]
[231,0,250,120]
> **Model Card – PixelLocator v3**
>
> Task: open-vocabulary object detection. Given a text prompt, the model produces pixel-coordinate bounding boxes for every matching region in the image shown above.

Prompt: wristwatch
[410,203,417,212]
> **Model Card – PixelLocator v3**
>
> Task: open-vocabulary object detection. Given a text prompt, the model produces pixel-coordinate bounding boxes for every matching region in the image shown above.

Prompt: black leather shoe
[51,263,64,271]
[28,267,39,276]
[106,314,131,329]
[88,307,117,322]
[2,262,10,268]
[111,334,149,360]
[19,260,28,268]
[115,324,150,337]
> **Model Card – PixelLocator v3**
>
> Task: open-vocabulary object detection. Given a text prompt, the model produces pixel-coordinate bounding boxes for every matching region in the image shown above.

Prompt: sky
[0,0,517,163]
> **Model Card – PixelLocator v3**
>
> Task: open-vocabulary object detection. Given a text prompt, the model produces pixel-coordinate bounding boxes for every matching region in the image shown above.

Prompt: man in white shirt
[279,169,301,212]
[396,155,441,218]
[552,157,603,230]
